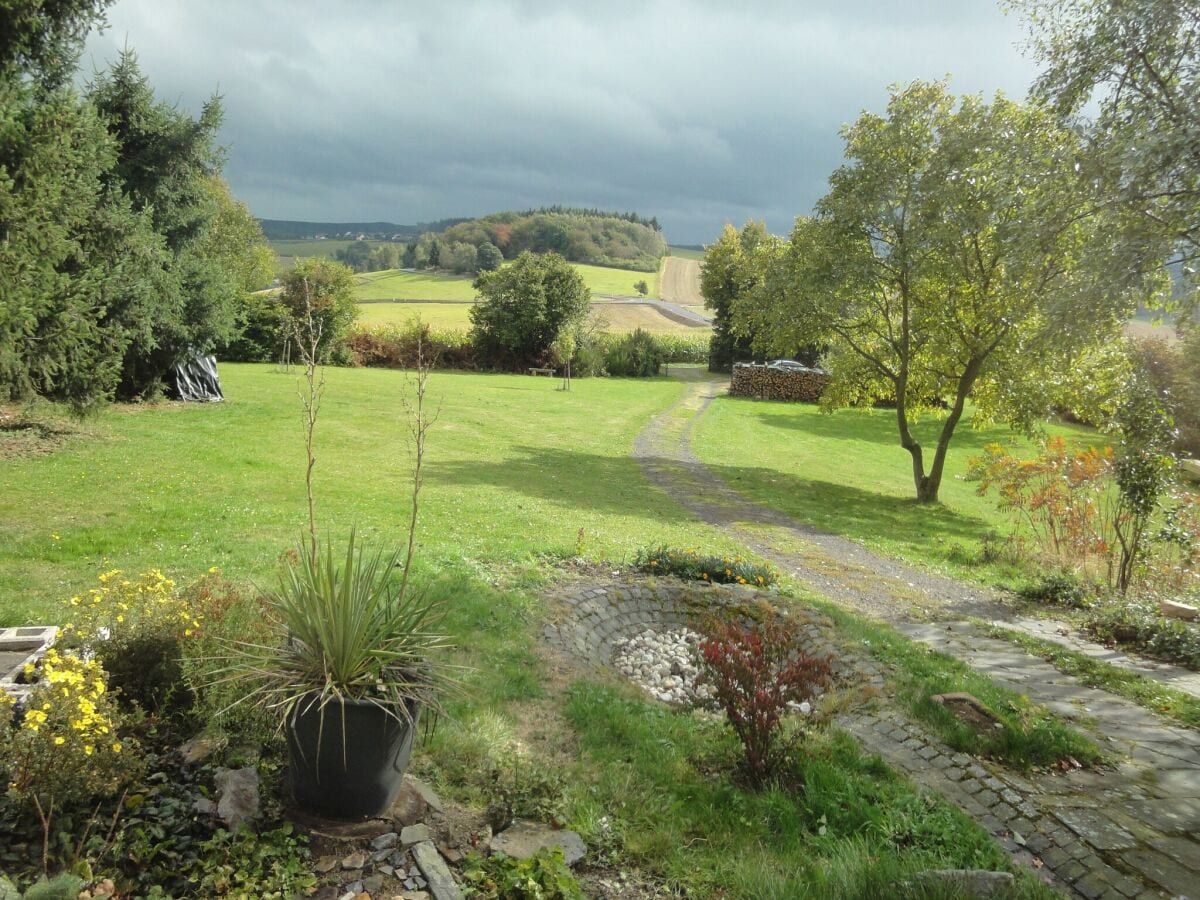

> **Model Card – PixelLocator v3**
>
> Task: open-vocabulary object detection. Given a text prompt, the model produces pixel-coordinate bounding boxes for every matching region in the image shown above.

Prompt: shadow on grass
[748,405,1005,452]
[424,444,698,524]
[428,444,995,555]
[703,459,992,548]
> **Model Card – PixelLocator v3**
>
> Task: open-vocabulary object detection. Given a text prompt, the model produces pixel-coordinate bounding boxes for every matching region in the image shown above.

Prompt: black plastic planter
[286,695,419,818]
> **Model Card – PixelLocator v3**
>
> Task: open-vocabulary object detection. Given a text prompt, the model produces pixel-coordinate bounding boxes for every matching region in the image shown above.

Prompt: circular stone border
[541,575,855,682]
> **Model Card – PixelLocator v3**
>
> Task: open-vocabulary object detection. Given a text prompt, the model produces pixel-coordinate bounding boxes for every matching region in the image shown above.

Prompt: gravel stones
[612,627,712,705]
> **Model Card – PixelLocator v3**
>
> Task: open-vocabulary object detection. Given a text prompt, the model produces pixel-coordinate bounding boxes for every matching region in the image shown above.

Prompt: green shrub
[1085,599,1200,669]
[347,322,476,369]
[604,329,664,377]
[461,848,584,900]
[58,568,208,719]
[634,545,777,587]
[0,650,145,867]
[1018,572,1094,609]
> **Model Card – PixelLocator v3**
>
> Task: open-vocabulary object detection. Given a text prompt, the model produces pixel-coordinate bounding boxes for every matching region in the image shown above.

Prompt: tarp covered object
[169,354,224,402]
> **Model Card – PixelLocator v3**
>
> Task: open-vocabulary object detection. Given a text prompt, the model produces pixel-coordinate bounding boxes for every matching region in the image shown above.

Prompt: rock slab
[213,766,259,830]
[489,819,586,867]
[915,870,1014,899]
[411,840,462,900]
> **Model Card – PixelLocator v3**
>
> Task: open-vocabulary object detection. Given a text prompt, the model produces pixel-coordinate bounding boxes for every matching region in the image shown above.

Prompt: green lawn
[0,364,1083,895]
[0,364,745,622]
[692,395,1108,588]
[353,261,660,303]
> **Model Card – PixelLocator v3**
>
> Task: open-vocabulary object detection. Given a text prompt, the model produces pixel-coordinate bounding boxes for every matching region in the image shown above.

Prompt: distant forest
[311,207,669,275]
[440,207,666,271]
[258,218,469,241]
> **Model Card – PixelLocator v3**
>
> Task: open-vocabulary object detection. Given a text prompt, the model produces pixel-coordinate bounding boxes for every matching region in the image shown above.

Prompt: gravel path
[623,369,1200,899]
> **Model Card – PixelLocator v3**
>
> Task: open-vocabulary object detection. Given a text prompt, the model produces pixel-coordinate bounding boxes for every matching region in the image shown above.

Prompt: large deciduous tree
[736,81,1162,503]
[1013,0,1200,307]
[470,251,590,370]
[700,222,769,372]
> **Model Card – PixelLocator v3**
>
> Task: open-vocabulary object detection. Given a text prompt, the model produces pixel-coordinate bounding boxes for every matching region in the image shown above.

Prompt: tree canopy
[0,12,271,410]
[469,251,591,370]
[1013,0,1200,309]
[734,81,1163,502]
[700,222,771,373]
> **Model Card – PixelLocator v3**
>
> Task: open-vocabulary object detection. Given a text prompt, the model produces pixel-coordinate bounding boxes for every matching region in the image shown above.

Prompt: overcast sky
[82,1,1040,245]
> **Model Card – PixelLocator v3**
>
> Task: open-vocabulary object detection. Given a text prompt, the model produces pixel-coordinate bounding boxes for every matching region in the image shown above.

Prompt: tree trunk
[913,359,982,504]
[894,378,929,500]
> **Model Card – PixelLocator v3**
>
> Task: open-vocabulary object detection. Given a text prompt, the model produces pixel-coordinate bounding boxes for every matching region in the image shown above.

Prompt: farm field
[352,260,662,302]
[270,238,389,271]
[355,298,711,335]
[666,245,706,260]
[659,255,704,306]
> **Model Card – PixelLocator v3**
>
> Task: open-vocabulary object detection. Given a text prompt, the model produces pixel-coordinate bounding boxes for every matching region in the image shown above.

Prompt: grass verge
[983,625,1200,731]
[787,589,1104,770]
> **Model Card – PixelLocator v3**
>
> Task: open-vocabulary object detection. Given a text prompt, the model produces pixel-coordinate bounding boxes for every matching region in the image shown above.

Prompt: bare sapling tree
[293,276,325,562]
[395,333,439,606]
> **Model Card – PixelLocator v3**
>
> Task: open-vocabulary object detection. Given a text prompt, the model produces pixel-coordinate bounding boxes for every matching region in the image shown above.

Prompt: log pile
[730,362,830,402]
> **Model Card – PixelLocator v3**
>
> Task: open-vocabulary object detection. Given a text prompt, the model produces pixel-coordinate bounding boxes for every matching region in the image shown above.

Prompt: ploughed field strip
[627,369,1200,900]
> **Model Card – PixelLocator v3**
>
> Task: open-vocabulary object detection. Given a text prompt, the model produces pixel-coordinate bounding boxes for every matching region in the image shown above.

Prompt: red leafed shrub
[697,616,832,787]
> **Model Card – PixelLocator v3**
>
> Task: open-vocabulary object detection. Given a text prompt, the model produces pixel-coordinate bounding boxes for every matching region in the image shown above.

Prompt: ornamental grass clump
[697,616,832,788]
[215,529,453,727]
[634,545,776,587]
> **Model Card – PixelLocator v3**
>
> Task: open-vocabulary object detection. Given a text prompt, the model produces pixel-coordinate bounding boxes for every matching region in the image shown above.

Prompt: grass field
[0,366,736,621]
[353,261,660,303]
[667,245,706,260]
[354,269,477,301]
[691,395,1108,588]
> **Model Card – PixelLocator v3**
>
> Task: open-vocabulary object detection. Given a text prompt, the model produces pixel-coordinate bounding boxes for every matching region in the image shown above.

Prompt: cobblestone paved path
[622,369,1200,899]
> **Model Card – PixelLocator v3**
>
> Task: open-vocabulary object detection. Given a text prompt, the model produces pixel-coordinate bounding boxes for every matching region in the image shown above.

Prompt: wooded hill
[438,207,667,272]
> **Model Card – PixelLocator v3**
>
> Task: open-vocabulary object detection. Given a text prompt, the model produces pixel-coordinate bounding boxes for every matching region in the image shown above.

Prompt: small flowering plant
[634,545,777,588]
[59,568,207,716]
[697,615,832,787]
[1,650,141,818]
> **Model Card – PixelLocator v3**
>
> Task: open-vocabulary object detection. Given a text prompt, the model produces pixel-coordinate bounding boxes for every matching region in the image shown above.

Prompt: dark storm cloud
[83,0,1038,244]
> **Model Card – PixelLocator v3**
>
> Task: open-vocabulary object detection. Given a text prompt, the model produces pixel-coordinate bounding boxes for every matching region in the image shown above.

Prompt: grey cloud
[83,0,1038,244]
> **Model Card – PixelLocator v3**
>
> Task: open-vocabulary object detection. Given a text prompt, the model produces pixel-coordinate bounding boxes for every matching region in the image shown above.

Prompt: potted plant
[222,530,451,817]
[214,274,451,817]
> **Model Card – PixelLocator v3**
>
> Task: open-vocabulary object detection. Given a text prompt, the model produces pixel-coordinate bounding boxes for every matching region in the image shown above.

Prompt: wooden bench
[527,367,556,377]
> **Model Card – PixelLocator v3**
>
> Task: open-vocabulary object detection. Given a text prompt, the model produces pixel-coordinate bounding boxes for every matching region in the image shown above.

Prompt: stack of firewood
[730,363,829,402]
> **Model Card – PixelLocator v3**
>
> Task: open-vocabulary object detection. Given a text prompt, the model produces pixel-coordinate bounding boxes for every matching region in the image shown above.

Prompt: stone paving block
[1119,848,1198,897]
[1054,808,1137,851]
[1148,834,1200,871]
[1123,797,1200,834]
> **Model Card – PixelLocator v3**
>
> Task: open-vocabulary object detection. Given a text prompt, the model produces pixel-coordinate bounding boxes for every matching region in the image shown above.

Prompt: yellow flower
[111,742,122,753]
[84,744,94,756]
[51,533,60,540]
[208,566,220,574]
[54,736,65,746]
[116,614,124,624]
